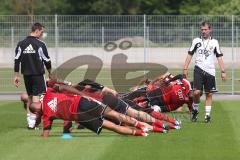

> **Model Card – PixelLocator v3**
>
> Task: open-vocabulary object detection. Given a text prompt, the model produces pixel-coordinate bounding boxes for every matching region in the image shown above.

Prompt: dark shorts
[146,88,165,107]
[23,74,46,96]
[159,106,169,112]
[193,66,217,93]
[120,87,146,100]
[122,98,153,114]
[102,93,129,115]
[77,97,106,134]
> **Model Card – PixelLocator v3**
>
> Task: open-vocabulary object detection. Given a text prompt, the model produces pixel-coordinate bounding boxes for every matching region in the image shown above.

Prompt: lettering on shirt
[176,89,184,100]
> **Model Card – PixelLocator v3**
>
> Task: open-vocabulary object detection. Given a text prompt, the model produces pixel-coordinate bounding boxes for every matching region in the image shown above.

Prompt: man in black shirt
[14,22,52,129]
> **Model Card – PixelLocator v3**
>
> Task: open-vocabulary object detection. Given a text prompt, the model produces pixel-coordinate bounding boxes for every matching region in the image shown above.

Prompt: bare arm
[217,57,227,81]
[42,130,50,137]
[54,84,92,100]
[183,54,193,78]
[14,72,20,88]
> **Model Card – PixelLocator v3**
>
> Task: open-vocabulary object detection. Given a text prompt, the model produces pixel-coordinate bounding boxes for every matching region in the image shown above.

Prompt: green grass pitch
[0,100,240,160]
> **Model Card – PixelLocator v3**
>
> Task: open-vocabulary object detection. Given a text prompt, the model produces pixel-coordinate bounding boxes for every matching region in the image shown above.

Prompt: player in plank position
[30,85,153,137]
[47,78,180,131]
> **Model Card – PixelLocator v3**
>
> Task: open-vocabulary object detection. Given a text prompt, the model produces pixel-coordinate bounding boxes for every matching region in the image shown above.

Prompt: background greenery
[0,0,240,15]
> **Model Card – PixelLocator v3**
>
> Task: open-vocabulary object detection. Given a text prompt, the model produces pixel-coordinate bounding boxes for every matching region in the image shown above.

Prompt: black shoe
[191,110,199,122]
[204,115,211,123]
[27,126,39,130]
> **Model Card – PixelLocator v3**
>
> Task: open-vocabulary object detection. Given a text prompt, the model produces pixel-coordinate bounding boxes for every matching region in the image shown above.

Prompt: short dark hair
[200,21,211,29]
[31,22,44,32]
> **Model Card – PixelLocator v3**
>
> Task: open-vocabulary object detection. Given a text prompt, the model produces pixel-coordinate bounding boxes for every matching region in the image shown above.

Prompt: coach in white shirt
[183,21,227,123]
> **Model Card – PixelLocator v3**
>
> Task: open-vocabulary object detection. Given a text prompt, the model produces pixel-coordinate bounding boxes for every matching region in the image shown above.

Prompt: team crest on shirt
[203,49,210,59]
[47,97,57,112]
[196,43,201,48]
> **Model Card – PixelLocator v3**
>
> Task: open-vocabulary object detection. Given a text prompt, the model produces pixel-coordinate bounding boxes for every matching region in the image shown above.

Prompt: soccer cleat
[175,119,182,126]
[141,127,151,133]
[162,123,169,130]
[191,109,199,122]
[152,126,168,133]
[142,133,149,137]
[162,129,168,134]
[173,125,181,130]
[204,115,211,123]
[165,123,181,130]
[27,126,39,130]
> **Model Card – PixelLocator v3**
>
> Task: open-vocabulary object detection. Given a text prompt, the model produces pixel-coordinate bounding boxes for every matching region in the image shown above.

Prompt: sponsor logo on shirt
[23,44,36,54]
[47,97,57,112]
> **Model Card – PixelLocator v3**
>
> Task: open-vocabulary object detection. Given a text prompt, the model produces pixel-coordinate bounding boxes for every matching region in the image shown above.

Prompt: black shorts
[102,93,129,115]
[120,87,146,100]
[23,74,46,96]
[123,98,153,114]
[77,97,106,134]
[146,88,165,106]
[193,66,217,93]
[115,99,129,115]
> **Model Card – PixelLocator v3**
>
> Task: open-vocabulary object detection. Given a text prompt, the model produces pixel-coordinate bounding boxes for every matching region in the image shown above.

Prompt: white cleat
[142,127,151,133]
[174,125,181,130]
[142,133,149,137]
[162,129,168,133]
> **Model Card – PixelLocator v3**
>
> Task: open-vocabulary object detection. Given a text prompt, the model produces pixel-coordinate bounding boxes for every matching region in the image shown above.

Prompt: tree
[209,0,240,15]
[179,0,229,15]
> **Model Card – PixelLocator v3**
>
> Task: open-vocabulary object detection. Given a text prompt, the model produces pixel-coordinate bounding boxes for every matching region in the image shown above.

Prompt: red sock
[151,111,175,124]
[169,123,175,129]
[132,130,146,136]
[152,120,165,128]
[134,122,146,130]
[152,126,164,133]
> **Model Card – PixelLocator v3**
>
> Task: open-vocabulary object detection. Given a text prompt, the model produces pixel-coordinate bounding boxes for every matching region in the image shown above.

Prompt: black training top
[14,36,51,75]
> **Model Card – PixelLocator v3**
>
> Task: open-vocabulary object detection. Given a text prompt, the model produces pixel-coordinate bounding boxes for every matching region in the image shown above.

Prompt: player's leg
[126,106,179,130]
[150,110,181,126]
[23,75,35,129]
[27,75,46,129]
[103,107,149,132]
[102,119,147,136]
[204,92,213,123]
[191,66,204,122]
[203,72,216,123]
[20,93,28,110]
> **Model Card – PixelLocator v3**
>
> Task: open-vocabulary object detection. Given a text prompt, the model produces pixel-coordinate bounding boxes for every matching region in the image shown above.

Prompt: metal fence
[0,15,239,94]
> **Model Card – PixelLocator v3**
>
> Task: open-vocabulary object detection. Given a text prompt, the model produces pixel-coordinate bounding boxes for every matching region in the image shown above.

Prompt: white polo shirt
[188,36,223,76]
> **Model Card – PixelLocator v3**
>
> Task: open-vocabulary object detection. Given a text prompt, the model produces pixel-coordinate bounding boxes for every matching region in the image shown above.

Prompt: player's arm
[183,54,193,78]
[101,86,118,96]
[214,40,227,81]
[217,57,227,81]
[215,42,227,81]
[41,43,52,77]
[14,44,22,87]
[183,39,198,78]
[131,79,151,91]
[42,129,50,137]
[54,84,90,98]
[42,115,53,137]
